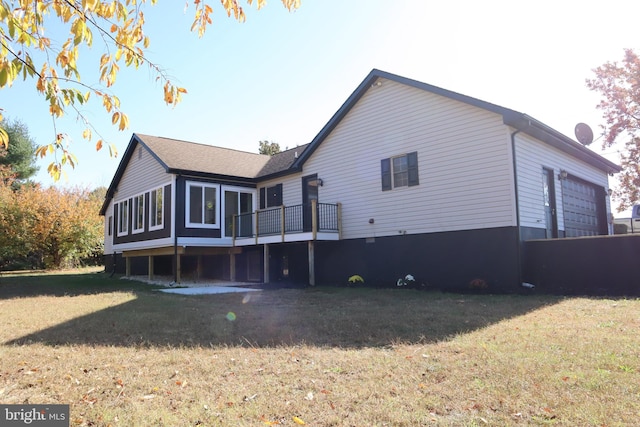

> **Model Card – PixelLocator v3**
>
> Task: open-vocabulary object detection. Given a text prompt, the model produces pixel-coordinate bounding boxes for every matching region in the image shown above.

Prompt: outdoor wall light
[608,188,613,196]
[316,178,323,187]
[559,170,568,180]
[368,218,375,224]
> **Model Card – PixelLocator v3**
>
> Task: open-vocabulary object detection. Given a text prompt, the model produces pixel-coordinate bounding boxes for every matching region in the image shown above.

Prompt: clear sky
[3,1,640,212]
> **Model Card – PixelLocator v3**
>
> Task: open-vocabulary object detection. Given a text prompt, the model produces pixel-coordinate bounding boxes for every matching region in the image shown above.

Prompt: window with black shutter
[260,184,283,208]
[381,151,419,190]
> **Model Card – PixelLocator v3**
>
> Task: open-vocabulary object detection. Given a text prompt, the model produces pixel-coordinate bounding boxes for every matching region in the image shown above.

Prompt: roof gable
[100,134,307,215]
[293,69,620,174]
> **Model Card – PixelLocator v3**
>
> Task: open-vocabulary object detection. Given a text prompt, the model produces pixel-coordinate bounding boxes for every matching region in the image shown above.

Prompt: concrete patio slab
[156,286,261,295]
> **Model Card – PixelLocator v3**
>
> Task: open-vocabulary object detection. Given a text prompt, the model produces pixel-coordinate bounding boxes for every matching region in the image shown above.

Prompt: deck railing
[233,200,341,241]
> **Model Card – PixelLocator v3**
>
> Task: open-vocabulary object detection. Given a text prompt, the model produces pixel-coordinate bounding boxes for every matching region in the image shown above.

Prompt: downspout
[510,129,523,286]
[173,174,180,284]
[110,253,117,278]
[173,228,178,283]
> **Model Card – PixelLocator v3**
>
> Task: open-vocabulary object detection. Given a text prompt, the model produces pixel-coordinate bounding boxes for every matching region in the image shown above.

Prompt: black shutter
[407,151,419,186]
[265,184,283,207]
[381,158,391,191]
[274,184,283,206]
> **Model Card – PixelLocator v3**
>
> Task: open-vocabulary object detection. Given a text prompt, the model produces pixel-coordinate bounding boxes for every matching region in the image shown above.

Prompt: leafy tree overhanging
[0,0,300,180]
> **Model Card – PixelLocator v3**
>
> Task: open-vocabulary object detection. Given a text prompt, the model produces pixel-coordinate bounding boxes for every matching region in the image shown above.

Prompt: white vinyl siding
[515,133,611,233]
[107,143,174,252]
[301,78,516,240]
[109,144,169,241]
[113,145,167,201]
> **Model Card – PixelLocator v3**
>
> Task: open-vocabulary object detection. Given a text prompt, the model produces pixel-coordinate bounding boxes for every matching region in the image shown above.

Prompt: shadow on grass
[2,271,566,349]
[0,269,160,298]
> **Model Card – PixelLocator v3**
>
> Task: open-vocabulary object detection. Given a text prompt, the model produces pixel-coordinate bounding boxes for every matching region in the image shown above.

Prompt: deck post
[148,256,154,281]
[125,256,131,277]
[311,199,318,240]
[175,254,181,284]
[281,205,286,242]
[197,255,204,282]
[308,240,315,286]
[263,244,270,284]
[230,253,236,281]
[232,214,236,246]
[255,211,259,245]
[337,202,343,240]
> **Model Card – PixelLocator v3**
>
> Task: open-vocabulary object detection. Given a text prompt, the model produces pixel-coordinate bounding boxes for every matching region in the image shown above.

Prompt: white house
[100,69,620,291]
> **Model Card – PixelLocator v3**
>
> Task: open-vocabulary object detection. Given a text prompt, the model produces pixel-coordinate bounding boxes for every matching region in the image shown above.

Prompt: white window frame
[132,193,145,234]
[392,155,409,188]
[185,181,220,229]
[117,199,129,236]
[222,185,256,238]
[149,186,165,231]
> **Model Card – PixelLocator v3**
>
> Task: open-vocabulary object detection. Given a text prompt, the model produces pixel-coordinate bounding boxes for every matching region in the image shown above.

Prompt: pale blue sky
[3,0,640,213]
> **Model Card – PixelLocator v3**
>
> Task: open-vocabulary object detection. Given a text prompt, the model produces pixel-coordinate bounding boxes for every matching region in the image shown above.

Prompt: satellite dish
[575,123,594,145]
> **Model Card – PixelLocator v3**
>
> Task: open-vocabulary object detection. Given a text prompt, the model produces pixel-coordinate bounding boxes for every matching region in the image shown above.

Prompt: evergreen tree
[0,119,38,186]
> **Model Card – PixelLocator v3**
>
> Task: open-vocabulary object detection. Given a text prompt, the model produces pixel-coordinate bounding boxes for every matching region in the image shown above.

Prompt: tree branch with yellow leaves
[0,0,300,180]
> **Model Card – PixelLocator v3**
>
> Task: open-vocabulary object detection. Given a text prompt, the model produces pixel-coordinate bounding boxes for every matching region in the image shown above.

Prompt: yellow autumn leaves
[0,1,300,180]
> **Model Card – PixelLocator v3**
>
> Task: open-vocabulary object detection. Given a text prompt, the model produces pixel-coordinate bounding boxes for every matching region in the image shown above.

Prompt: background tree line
[0,119,104,271]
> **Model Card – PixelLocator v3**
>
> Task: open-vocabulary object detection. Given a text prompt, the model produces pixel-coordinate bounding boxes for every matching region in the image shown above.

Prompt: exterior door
[542,168,558,238]
[302,174,319,232]
[224,191,253,237]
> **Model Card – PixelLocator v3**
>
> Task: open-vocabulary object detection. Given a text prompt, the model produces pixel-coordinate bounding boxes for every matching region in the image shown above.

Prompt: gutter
[503,112,621,174]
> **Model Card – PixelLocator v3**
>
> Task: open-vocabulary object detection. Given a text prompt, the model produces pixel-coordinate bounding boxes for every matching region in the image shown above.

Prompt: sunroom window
[186,182,219,228]
[117,199,129,236]
[150,187,164,230]
[132,194,145,233]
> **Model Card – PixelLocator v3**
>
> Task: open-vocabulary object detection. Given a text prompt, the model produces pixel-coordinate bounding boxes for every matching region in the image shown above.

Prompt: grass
[0,270,639,426]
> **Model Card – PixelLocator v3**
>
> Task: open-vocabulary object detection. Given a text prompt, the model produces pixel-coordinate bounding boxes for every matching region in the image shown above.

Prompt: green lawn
[0,269,638,426]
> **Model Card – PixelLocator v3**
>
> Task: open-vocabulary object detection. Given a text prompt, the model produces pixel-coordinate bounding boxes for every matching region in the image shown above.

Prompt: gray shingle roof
[256,144,309,178]
[136,134,271,178]
[99,134,307,215]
